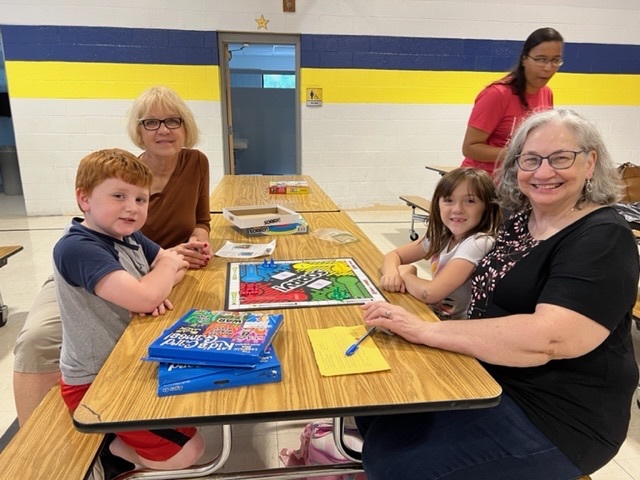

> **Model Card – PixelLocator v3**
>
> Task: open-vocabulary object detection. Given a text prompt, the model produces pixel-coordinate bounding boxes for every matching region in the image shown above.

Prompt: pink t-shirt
[461,82,554,174]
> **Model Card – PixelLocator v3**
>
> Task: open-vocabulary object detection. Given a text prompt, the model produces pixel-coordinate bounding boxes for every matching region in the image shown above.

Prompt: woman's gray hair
[126,86,199,150]
[495,107,621,211]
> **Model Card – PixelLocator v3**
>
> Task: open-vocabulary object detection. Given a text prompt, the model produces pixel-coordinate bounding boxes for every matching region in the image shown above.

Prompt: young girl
[381,168,501,319]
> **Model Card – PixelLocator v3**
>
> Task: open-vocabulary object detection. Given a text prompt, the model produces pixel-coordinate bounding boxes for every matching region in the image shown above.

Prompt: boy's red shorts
[61,380,197,462]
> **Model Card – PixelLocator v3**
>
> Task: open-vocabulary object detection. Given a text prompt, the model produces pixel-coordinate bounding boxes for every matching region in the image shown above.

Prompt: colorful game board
[225,257,386,311]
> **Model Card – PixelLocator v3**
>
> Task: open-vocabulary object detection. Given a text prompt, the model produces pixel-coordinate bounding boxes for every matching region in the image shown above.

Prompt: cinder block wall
[1,0,638,214]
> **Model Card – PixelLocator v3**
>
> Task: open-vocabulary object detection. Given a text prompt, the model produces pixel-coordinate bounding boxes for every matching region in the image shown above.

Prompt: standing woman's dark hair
[502,27,564,109]
[461,27,564,175]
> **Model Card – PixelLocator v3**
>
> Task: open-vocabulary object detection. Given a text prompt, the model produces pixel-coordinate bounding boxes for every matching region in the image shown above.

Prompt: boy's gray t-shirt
[53,218,160,385]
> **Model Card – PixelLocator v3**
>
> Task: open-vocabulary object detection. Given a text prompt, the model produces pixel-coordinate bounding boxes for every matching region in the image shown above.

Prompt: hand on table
[171,240,212,269]
[380,270,406,293]
[362,301,429,345]
[132,298,175,317]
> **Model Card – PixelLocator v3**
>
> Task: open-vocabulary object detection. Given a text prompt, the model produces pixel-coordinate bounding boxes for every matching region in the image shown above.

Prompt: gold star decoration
[256,14,269,30]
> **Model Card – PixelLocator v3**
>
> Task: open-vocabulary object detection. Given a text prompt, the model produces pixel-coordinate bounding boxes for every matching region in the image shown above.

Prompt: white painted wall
[1,0,638,213]
[2,0,638,43]
[8,98,223,215]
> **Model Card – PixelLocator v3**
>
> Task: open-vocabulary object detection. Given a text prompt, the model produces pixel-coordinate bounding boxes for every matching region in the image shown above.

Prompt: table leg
[0,289,7,327]
[113,422,365,480]
[332,416,362,462]
[115,425,233,479]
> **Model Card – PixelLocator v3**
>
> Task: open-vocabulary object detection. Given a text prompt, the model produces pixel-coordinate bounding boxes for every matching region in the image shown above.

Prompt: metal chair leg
[409,206,419,241]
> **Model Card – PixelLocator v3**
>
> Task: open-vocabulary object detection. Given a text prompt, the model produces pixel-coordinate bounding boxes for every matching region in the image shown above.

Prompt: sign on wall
[306,88,322,107]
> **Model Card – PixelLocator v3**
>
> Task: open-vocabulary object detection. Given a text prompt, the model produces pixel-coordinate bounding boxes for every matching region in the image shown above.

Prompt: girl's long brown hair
[423,168,502,260]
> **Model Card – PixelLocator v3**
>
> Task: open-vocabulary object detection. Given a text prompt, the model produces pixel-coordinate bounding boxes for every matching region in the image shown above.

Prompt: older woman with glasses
[13,86,212,433]
[127,86,212,266]
[461,27,564,176]
[357,108,638,479]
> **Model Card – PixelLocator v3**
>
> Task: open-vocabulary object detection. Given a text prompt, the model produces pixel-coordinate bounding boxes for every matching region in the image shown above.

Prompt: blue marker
[345,327,377,356]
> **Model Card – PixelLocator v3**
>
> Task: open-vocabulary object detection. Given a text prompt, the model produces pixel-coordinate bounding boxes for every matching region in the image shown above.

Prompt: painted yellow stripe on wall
[552,73,640,106]
[301,69,640,106]
[7,61,637,106]
[6,61,220,100]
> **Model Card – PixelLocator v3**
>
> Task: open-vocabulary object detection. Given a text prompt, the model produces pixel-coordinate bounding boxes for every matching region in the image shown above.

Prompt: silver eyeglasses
[139,117,183,131]
[526,55,564,67]
[515,150,585,172]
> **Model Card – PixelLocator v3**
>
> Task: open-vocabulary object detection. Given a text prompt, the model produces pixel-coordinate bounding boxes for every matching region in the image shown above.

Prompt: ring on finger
[384,309,392,319]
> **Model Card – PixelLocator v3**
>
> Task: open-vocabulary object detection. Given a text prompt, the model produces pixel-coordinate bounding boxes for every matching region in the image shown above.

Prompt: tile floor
[1,193,640,477]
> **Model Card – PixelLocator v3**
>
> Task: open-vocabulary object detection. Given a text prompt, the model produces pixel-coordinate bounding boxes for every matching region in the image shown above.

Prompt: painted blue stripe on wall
[0,25,218,65]
[1,25,638,75]
[301,34,640,74]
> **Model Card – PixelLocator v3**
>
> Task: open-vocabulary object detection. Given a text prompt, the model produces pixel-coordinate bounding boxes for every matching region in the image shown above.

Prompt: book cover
[148,309,283,367]
[157,348,282,397]
[268,180,309,194]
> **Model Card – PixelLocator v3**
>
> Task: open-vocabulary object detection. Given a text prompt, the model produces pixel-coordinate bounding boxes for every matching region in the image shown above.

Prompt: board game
[225,257,385,311]
[147,309,283,366]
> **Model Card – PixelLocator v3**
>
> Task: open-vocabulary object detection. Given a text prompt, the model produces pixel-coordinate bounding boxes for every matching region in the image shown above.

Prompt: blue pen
[345,327,377,356]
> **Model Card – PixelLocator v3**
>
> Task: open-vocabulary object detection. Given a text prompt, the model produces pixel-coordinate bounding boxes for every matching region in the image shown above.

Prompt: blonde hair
[126,86,199,149]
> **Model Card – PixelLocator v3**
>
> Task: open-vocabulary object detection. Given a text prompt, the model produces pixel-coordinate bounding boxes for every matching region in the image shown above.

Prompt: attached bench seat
[399,195,432,241]
[0,385,105,479]
[0,244,24,327]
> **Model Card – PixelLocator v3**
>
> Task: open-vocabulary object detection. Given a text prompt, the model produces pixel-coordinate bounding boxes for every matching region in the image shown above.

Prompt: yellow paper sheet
[307,325,390,376]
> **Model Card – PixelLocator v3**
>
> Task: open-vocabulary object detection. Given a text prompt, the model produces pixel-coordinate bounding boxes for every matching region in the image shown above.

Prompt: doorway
[0,29,24,209]
[218,33,300,175]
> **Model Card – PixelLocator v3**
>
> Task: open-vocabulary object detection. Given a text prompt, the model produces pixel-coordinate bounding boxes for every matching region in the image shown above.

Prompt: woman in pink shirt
[461,27,564,176]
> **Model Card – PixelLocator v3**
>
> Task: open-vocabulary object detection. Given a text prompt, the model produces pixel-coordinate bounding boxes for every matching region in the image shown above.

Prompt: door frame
[217,32,301,175]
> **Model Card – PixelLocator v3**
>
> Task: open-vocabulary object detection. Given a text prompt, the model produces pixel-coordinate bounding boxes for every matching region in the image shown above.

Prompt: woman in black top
[357,107,639,479]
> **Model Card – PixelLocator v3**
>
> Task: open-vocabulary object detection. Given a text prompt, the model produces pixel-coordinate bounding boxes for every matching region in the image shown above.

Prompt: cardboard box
[268,180,309,194]
[236,217,309,236]
[223,204,300,229]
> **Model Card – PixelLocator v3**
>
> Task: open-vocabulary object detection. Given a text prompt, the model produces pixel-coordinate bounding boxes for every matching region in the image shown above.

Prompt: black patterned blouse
[468,211,537,318]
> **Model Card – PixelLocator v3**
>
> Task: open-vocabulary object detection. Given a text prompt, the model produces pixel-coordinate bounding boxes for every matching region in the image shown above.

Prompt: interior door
[218,33,300,175]
[222,43,235,175]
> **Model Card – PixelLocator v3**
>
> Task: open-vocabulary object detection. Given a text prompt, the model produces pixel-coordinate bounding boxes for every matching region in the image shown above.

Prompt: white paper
[214,239,277,258]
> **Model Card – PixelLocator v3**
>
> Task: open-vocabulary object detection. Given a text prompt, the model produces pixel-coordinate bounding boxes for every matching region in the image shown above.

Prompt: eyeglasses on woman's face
[139,117,183,131]
[515,150,585,172]
[526,55,564,67]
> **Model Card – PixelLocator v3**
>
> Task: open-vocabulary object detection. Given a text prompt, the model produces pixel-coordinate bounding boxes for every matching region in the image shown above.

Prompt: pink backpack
[279,421,368,480]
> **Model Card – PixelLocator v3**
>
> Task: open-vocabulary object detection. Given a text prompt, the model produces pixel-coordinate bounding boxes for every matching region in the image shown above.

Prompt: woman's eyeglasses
[515,150,585,171]
[526,55,564,67]
[139,117,183,131]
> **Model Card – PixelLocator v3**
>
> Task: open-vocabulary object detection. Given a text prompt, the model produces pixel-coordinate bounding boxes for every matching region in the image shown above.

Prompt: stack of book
[146,309,284,397]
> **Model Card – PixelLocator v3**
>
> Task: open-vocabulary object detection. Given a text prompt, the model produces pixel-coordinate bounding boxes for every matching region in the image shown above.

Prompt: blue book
[157,349,282,397]
[147,309,283,367]
[144,354,256,369]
